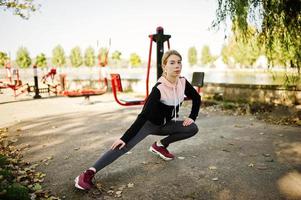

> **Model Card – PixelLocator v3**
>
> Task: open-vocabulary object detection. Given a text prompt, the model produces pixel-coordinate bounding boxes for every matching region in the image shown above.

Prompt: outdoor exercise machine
[61,40,110,99]
[0,63,29,97]
[26,65,61,99]
[0,62,62,99]
[110,26,171,106]
[110,26,205,106]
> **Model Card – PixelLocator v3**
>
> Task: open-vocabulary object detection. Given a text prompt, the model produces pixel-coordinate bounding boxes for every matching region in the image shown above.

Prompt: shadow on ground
[6,106,301,200]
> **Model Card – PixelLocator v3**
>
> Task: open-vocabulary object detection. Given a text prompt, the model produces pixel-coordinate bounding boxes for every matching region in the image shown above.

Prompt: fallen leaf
[32,183,42,191]
[107,190,114,195]
[93,190,101,195]
[96,183,104,190]
[248,163,254,167]
[127,183,134,188]
[46,156,53,160]
[118,185,126,191]
[116,191,122,195]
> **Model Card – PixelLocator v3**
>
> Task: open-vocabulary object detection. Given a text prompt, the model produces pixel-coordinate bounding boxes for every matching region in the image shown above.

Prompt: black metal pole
[33,65,41,99]
[151,27,171,80]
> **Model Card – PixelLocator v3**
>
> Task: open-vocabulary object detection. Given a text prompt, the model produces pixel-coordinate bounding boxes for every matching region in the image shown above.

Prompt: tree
[35,53,47,68]
[52,45,66,67]
[188,47,197,66]
[112,51,122,62]
[98,48,109,67]
[16,47,31,68]
[129,53,141,67]
[0,0,39,19]
[221,24,263,67]
[84,47,95,67]
[111,50,122,67]
[201,45,214,65]
[213,0,301,71]
[70,46,83,67]
[0,51,9,67]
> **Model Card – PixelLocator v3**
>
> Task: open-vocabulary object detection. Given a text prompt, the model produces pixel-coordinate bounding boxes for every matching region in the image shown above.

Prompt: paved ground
[1,92,301,200]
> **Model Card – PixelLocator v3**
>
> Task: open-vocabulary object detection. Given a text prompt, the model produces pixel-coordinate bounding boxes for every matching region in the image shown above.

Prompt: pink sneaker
[74,169,95,190]
[149,142,174,161]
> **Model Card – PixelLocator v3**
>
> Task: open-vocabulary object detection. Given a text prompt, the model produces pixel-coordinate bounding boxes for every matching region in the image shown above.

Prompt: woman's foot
[149,142,174,161]
[74,168,96,190]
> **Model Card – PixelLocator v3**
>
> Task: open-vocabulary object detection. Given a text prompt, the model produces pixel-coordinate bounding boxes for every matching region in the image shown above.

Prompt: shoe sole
[149,146,174,161]
[74,176,87,190]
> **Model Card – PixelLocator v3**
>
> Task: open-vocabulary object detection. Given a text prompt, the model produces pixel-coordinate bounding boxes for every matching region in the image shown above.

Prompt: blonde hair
[161,50,182,67]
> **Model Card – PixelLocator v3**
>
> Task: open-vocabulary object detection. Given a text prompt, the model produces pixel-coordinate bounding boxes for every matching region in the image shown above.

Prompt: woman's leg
[156,120,198,147]
[92,121,160,172]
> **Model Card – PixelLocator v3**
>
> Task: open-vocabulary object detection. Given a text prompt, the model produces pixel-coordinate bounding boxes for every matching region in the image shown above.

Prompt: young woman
[75,50,201,190]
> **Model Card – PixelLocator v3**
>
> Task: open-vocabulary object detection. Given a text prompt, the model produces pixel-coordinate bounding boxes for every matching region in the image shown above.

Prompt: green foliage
[84,47,95,67]
[201,45,215,65]
[16,47,31,68]
[213,0,301,71]
[0,168,13,180]
[222,101,237,110]
[70,46,83,67]
[0,154,7,167]
[129,53,141,67]
[4,183,30,200]
[51,45,66,67]
[112,50,122,62]
[35,53,47,68]
[0,0,39,19]
[188,47,197,66]
[0,51,9,67]
[221,24,263,67]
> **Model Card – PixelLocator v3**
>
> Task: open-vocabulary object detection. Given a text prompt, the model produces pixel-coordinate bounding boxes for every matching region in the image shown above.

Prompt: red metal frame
[110,34,171,106]
[62,77,108,97]
[1,67,29,97]
[110,74,145,106]
[62,40,111,97]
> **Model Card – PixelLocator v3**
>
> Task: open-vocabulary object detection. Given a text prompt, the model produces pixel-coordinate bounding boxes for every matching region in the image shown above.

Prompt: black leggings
[92,120,198,172]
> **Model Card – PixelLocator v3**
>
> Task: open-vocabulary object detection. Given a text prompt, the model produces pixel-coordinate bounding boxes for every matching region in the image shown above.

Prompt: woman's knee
[189,123,199,136]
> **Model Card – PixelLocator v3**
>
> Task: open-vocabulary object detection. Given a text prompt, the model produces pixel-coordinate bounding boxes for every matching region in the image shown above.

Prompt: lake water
[1,66,300,86]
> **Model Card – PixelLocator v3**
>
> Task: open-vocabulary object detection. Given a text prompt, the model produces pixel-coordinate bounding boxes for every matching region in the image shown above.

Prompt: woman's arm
[184,79,201,121]
[119,87,160,144]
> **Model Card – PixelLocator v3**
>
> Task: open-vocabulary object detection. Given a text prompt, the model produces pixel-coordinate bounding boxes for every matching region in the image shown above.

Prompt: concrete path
[1,93,300,200]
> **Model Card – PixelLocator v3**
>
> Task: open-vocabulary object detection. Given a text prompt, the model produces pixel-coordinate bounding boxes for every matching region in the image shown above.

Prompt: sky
[0,0,227,63]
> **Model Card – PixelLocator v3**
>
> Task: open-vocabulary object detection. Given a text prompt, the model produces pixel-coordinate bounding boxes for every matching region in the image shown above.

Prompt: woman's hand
[111,139,126,150]
[183,117,194,126]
